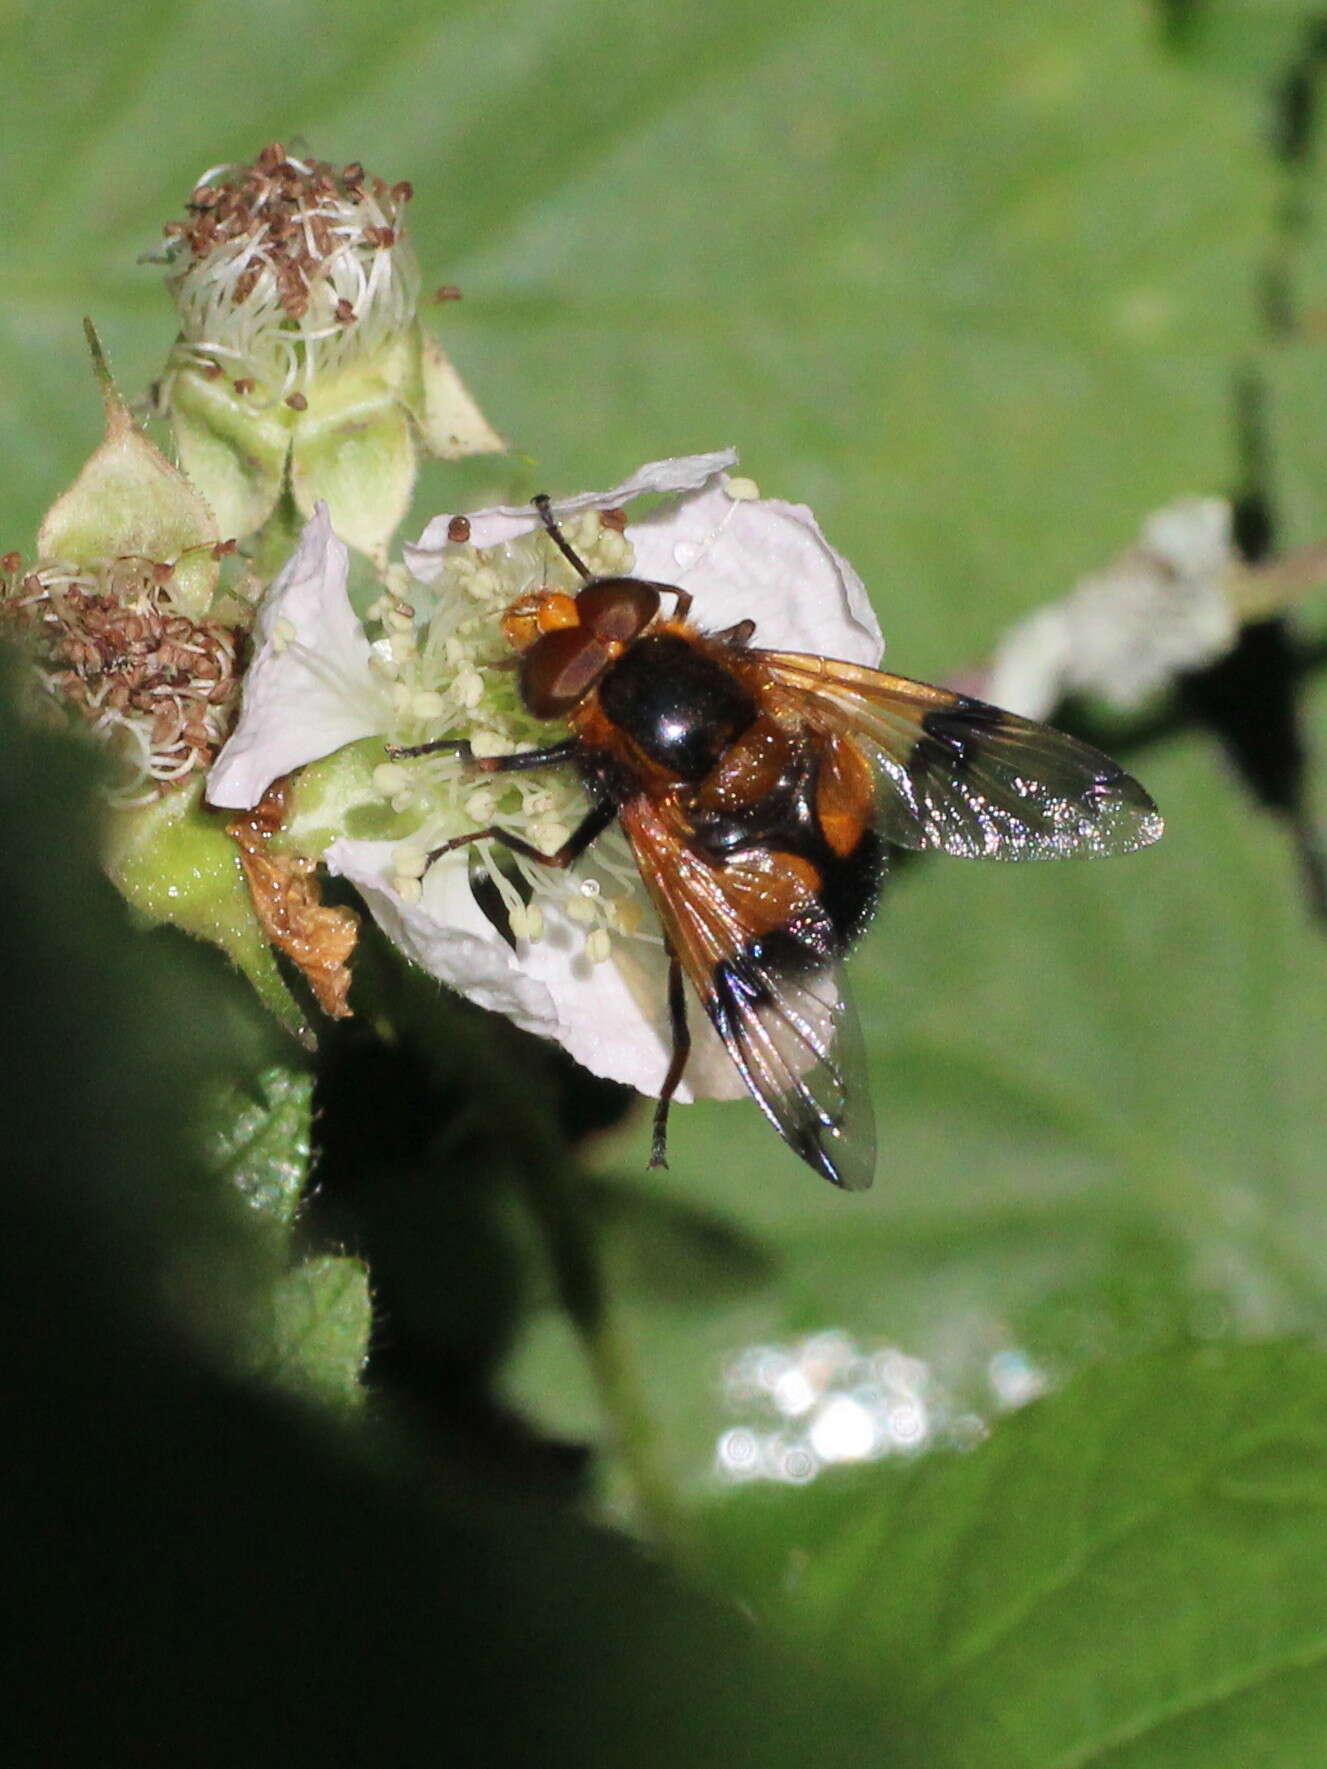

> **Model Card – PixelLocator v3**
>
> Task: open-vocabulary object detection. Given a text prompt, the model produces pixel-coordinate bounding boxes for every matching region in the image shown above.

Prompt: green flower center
[372,511,657,961]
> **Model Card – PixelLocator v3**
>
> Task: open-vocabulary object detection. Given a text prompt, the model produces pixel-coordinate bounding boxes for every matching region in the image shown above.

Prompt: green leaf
[203,1066,372,1401]
[205,1065,314,1228]
[705,1341,1327,1768]
[264,1253,371,1405]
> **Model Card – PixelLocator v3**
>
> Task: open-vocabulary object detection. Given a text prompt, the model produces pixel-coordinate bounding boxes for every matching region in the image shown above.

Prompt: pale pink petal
[207,505,389,809]
[325,839,744,1101]
[406,449,738,578]
[627,478,883,664]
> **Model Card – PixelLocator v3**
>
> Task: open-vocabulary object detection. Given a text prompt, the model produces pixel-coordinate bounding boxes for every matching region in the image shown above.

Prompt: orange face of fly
[505,578,664,720]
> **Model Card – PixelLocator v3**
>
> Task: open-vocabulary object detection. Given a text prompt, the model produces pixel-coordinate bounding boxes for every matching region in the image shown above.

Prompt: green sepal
[400,321,506,460]
[166,361,292,544]
[39,323,220,617]
[289,354,418,564]
[104,777,307,1039]
[276,735,423,856]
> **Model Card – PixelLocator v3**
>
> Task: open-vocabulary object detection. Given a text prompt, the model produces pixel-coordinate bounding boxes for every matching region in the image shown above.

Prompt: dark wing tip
[1085,765,1164,855]
[789,1116,875,1191]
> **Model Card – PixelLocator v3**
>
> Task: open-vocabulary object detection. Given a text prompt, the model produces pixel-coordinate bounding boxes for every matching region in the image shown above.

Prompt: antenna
[534,493,592,581]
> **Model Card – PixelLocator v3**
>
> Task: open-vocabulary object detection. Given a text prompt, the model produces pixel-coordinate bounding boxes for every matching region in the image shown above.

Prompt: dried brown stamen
[0,561,239,803]
[164,144,415,328]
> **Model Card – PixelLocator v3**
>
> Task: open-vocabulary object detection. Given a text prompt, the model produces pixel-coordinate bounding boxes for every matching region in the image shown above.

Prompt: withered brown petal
[227,784,358,1019]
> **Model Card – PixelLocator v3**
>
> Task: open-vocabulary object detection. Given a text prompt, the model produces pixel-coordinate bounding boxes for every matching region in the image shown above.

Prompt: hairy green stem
[517,1154,691,1559]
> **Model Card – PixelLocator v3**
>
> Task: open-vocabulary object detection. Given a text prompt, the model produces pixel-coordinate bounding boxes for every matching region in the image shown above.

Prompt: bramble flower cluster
[9,141,1319,1105]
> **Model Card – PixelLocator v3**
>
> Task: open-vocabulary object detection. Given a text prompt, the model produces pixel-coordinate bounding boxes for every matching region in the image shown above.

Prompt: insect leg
[709,617,756,646]
[426,795,617,871]
[648,946,691,1170]
[534,494,593,581]
[659,586,694,621]
[387,736,581,773]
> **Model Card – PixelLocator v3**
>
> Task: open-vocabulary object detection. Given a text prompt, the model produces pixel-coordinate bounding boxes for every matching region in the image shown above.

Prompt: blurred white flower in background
[979,497,1240,721]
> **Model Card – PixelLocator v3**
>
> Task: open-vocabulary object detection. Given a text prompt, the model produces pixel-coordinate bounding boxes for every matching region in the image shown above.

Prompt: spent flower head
[0,551,238,806]
[207,454,882,1099]
[162,143,421,395]
[2,324,237,804]
[157,144,504,562]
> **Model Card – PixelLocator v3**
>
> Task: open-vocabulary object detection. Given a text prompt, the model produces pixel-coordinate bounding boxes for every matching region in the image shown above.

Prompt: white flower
[980,498,1240,721]
[207,454,882,1101]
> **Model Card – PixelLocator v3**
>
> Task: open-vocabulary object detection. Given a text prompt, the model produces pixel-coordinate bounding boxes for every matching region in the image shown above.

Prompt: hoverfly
[394,496,1163,1190]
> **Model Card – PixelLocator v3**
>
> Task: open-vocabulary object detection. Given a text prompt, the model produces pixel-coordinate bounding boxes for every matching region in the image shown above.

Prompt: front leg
[387,736,582,775]
[426,795,618,871]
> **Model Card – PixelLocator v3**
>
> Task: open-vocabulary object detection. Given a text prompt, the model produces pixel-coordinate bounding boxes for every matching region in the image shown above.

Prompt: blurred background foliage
[6,0,1327,1763]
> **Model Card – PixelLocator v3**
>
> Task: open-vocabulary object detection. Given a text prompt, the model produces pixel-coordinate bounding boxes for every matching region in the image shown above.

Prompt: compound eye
[520,626,612,719]
[575,578,661,645]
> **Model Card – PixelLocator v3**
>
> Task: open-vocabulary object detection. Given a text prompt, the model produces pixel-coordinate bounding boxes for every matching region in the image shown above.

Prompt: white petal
[627,477,883,664]
[325,839,745,1101]
[406,449,738,580]
[1140,497,1232,576]
[207,505,388,809]
[325,838,560,1037]
[513,900,745,1101]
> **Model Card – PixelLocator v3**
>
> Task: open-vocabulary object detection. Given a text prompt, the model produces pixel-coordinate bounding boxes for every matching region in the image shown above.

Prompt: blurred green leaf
[586,1176,776,1305]
[0,664,890,1769]
[205,1065,314,1228]
[1153,1,1324,87]
[703,1341,1327,1768]
[264,1253,371,1406]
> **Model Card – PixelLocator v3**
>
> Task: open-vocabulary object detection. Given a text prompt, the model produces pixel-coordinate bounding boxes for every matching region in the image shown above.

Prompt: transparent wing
[619,796,876,1190]
[755,652,1164,860]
